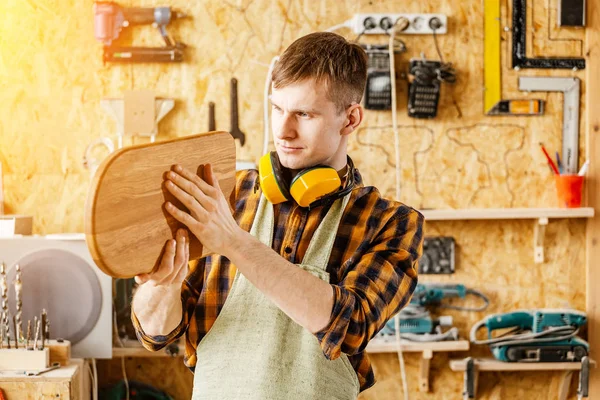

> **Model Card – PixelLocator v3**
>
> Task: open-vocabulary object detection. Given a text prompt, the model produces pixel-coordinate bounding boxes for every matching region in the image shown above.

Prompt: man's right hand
[134,228,189,287]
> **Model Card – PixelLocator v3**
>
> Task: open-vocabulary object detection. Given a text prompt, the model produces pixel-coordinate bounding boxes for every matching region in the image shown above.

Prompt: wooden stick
[586,0,600,397]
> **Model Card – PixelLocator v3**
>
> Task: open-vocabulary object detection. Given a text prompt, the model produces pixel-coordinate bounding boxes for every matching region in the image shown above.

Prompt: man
[132,31,423,399]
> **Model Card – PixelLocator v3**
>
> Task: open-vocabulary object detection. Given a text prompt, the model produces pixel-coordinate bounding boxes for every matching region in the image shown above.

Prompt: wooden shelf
[112,344,185,358]
[419,207,595,263]
[367,338,469,392]
[420,207,594,221]
[450,357,596,371]
[367,338,470,353]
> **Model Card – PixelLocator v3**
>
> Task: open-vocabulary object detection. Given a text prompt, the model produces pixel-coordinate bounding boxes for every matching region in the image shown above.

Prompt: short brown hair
[272,32,368,113]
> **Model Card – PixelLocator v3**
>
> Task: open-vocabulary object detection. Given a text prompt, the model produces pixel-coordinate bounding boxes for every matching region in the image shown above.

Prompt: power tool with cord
[377,283,489,342]
[379,304,459,342]
[93,2,187,63]
[470,309,589,362]
[411,282,489,311]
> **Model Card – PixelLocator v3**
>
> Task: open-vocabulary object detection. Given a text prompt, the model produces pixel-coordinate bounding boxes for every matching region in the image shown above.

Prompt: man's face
[270,78,349,171]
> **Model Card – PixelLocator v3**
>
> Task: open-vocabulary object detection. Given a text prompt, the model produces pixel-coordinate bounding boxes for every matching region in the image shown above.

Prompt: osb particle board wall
[0,0,589,399]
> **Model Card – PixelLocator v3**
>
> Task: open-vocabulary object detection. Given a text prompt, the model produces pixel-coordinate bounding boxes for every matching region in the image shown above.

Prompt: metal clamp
[463,357,478,399]
[577,356,590,399]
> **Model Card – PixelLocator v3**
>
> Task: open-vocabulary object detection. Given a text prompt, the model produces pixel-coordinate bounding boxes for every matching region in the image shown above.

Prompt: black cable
[355,17,377,43]
[437,63,457,84]
[354,28,367,43]
[432,29,444,63]
[425,27,456,85]
[438,289,490,312]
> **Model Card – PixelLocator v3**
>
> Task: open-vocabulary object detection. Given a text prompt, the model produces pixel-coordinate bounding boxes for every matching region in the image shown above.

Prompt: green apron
[192,193,360,399]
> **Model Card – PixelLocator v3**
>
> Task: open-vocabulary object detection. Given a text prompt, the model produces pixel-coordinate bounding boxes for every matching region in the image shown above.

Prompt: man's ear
[340,103,364,136]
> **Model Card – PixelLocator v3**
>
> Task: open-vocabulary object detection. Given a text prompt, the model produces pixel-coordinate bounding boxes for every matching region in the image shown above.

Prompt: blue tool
[376,283,489,342]
[411,283,489,311]
[378,305,458,342]
[470,309,589,362]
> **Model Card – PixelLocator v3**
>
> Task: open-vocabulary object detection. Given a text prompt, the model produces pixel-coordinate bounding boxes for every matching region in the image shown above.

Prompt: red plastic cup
[555,174,584,208]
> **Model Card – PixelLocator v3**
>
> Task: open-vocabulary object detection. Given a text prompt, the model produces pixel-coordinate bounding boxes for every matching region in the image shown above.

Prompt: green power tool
[377,283,490,342]
[470,309,589,362]
[410,283,489,311]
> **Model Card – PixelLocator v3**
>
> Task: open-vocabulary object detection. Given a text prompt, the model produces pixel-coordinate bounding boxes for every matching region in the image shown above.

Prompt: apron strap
[250,194,275,247]
[301,193,351,269]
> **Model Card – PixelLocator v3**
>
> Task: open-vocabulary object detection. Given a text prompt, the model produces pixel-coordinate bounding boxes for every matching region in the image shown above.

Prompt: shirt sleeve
[314,208,424,360]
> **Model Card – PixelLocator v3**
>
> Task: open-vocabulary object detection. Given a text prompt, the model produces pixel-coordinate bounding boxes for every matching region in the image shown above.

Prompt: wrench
[229,78,246,146]
[25,362,61,376]
[208,101,216,131]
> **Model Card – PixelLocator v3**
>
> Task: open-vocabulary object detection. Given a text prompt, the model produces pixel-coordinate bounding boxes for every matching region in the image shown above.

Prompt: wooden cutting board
[85,132,236,278]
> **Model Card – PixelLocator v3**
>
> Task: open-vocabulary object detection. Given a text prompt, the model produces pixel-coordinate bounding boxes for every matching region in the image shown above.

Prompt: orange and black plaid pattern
[132,166,423,392]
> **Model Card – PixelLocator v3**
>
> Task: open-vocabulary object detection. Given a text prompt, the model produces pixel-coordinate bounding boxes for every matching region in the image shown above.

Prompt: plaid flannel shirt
[132,166,423,391]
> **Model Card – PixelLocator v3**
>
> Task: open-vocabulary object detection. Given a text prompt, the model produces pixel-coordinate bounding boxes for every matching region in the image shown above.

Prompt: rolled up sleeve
[131,262,202,352]
[131,305,187,352]
[314,208,424,360]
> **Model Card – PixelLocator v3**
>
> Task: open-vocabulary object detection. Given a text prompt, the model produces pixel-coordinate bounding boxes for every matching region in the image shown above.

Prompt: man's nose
[274,113,297,140]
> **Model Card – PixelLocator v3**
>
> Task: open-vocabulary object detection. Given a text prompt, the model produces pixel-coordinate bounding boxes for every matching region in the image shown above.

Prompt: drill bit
[6,311,11,349]
[12,314,17,349]
[41,309,46,350]
[45,318,50,346]
[0,316,3,349]
[0,262,6,294]
[0,262,8,337]
[33,316,38,350]
[26,319,31,350]
[33,317,40,350]
[14,264,22,342]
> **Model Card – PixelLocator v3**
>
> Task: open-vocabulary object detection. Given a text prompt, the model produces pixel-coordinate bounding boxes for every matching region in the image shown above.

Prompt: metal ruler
[512,0,585,70]
[519,76,581,173]
[484,0,544,115]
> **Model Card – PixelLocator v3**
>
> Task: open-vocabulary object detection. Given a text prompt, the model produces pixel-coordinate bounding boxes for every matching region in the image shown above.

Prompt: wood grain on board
[85,132,236,278]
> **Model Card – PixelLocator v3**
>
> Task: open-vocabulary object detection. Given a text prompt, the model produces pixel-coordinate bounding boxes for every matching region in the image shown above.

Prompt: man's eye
[297,112,309,118]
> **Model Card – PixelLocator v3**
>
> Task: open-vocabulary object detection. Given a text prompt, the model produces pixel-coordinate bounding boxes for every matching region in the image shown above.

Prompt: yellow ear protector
[258,152,355,208]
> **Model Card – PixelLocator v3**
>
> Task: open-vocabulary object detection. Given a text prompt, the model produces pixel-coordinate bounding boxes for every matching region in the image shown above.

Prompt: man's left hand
[164,163,242,256]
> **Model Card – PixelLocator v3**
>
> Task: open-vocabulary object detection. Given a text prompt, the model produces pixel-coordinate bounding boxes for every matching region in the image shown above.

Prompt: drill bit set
[0,262,59,370]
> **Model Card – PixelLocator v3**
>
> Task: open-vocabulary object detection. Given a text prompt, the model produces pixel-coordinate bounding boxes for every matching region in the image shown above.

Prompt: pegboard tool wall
[0,0,598,399]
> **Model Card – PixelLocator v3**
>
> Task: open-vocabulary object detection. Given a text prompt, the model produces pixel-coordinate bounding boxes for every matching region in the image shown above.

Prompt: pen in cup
[539,143,560,175]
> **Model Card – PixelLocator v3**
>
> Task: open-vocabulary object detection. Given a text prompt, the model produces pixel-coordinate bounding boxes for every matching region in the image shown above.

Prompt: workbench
[0,359,90,400]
